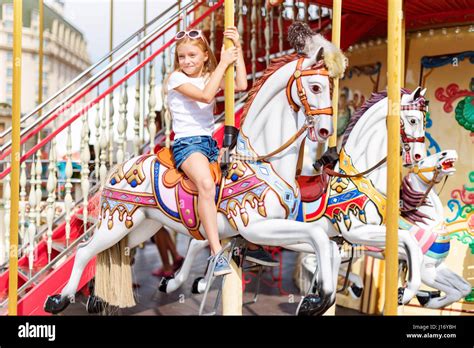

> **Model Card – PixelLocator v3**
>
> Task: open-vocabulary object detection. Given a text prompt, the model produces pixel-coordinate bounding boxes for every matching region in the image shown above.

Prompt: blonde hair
[172,34,217,80]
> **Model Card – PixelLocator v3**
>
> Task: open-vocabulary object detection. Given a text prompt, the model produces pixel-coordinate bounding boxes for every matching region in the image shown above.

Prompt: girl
[167,27,247,276]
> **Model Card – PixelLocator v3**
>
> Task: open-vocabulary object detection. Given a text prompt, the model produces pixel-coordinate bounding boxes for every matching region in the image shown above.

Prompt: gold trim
[339,148,386,222]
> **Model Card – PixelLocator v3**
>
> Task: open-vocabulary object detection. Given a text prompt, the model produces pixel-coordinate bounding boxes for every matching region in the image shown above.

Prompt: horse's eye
[409,118,416,125]
[311,85,321,94]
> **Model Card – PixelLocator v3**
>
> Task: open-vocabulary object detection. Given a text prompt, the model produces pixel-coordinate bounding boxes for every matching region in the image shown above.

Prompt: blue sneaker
[213,255,232,276]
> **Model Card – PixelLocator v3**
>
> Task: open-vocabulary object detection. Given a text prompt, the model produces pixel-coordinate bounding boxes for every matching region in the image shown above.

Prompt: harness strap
[323,156,387,178]
[295,136,306,177]
[232,124,309,162]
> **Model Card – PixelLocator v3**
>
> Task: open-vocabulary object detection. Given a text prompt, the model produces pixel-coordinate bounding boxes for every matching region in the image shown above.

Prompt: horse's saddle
[297,172,329,202]
[156,148,221,195]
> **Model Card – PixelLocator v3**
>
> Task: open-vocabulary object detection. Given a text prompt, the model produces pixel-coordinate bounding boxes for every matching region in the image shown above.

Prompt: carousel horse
[401,150,471,308]
[44,34,348,315]
[307,150,471,309]
[157,88,429,315]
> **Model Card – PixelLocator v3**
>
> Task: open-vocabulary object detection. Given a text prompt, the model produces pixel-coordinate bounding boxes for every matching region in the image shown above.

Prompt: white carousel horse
[44,36,348,315]
[306,150,471,309]
[291,87,429,311]
[400,150,472,308]
[157,88,429,314]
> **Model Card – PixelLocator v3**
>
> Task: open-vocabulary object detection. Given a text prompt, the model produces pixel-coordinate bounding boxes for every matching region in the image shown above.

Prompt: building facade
[0,0,91,121]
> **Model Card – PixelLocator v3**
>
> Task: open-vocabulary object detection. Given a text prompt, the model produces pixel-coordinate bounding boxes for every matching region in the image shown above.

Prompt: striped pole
[385,0,403,315]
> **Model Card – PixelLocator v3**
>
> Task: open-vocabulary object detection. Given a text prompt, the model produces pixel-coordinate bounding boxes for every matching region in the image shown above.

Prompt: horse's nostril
[414,154,422,160]
[319,128,329,138]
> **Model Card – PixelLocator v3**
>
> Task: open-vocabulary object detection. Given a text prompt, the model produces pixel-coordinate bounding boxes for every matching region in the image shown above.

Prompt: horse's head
[411,149,458,184]
[400,87,428,165]
[286,48,333,143]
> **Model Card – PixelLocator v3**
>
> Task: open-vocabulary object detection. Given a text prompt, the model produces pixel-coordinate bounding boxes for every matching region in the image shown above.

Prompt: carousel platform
[63,235,360,316]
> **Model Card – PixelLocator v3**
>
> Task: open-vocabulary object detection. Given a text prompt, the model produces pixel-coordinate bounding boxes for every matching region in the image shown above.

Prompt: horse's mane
[400,175,432,224]
[341,88,413,147]
[240,53,300,125]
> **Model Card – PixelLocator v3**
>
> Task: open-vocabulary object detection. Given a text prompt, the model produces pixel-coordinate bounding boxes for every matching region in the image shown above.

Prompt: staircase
[0,0,331,315]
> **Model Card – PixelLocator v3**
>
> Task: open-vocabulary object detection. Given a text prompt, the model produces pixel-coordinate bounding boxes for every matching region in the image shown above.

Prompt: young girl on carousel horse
[167,27,277,276]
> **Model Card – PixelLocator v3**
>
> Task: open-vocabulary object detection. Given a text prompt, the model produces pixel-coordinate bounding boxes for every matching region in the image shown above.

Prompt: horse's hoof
[158,276,174,293]
[44,294,71,314]
[416,290,441,306]
[191,277,205,294]
[349,284,363,299]
[86,295,106,314]
[296,294,328,316]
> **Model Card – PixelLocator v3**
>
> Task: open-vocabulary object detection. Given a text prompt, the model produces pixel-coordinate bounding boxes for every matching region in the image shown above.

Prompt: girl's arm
[219,27,248,92]
[174,47,238,104]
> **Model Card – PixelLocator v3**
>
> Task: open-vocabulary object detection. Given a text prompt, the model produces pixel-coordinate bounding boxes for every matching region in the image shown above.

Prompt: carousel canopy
[312,0,474,49]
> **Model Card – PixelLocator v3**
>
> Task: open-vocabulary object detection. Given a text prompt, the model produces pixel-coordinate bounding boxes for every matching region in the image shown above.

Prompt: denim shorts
[172,135,219,169]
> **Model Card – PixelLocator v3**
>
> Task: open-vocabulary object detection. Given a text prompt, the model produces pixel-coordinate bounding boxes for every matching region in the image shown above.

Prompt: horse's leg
[419,258,471,309]
[44,210,147,314]
[329,241,341,304]
[342,225,423,305]
[159,238,209,294]
[239,219,335,315]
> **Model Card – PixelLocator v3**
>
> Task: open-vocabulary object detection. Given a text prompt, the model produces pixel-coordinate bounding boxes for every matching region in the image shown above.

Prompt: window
[6,68,12,78]
[7,52,12,61]
[6,98,12,105]
[7,33,13,45]
[4,4,13,19]
[3,20,13,29]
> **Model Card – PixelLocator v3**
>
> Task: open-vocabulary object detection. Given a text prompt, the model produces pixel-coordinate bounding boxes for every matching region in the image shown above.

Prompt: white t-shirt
[167,71,215,139]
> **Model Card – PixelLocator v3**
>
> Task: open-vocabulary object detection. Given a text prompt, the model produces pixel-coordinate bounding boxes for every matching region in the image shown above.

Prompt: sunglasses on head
[175,30,203,41]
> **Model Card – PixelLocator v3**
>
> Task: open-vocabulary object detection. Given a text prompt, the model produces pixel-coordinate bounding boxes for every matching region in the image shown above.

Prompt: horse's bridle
[232,57,333,163]
[400,100,427,155]
[401,164,443,212]
[286,57,333,118]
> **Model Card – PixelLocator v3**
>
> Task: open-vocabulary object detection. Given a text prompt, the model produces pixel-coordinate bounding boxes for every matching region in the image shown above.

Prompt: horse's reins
[401,164,445,212]
[232,57,332,163]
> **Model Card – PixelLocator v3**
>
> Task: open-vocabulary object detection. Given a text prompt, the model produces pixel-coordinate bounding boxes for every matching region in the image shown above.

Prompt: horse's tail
[94,236,136,308]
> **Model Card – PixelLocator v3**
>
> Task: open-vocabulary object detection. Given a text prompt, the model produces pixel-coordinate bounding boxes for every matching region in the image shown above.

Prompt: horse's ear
[412,86,422,101]
[302,47,324,69]
[420,88,427,97]
[316,47,324,62]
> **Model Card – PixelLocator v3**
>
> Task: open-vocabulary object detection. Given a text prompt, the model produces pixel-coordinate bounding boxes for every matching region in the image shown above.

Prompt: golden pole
[109,0,114,80]
[222,0,238,149]
[222,0,242,316]
[328,0,341,148]
[385,0,403,315]
[8,0,23,316]
[38,0,44,116]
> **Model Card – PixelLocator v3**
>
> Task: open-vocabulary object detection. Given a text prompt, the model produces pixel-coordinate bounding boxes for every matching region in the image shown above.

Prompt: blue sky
[63,0,176,64]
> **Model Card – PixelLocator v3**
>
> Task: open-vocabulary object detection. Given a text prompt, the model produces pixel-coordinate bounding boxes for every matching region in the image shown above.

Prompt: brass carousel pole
[385,0,403,315]
[222,0,242,316]
[8,0,23,316]
[222,0,239,154]
[328,0,341,150]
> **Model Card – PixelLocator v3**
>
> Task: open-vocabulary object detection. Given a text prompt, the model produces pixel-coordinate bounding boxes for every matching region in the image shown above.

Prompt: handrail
[0,0,224,179]
[0,0,201,159]
[0,1,182,140]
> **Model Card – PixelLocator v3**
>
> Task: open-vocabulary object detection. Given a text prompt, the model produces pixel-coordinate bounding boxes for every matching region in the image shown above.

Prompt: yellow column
[385,0,403,315]
[38,0,44,113]
[328,0,342,149]
[222,0,237,149]
[222,0,242,316]
[8,0,23,316]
